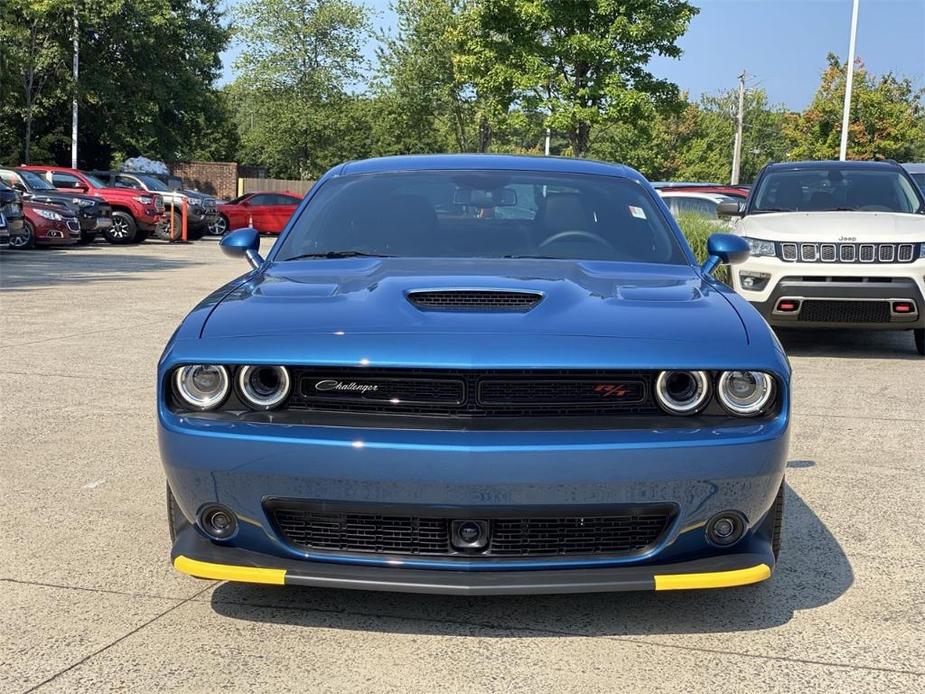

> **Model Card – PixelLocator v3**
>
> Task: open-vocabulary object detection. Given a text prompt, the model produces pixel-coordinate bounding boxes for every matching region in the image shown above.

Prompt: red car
[212,192,301,235]
[10,200,82,249]
[19,166,164,244]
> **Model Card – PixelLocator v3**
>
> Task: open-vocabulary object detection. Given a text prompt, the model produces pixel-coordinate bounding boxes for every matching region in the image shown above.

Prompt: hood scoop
[406,289,544,312]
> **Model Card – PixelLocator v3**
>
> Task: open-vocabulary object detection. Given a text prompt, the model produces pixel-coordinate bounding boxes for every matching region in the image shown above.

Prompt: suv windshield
[276,171,685,264]
[16,170,55,191]
[751,167,923,214]
[134,174,169,191]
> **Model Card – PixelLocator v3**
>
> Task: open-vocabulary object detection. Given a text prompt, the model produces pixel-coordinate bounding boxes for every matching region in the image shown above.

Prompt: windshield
[910,172,925,192]
[276,171,685,264]
[18,170,55,190]
[752,167,922,214]
[134,174,169,191]
[83,173,106,188]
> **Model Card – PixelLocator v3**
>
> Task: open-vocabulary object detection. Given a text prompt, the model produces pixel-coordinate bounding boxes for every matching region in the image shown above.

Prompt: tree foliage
[786,53,925,162]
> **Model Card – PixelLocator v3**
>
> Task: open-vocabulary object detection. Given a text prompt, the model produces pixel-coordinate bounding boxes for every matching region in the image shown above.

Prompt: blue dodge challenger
[159,155,790,594]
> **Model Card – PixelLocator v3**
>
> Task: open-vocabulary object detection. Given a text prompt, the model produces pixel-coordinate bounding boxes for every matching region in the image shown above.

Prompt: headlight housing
[173,365,230,410]
[717,371,775,416]
[35,208,63,221]
[236,365,291,410]
[135,194,154,205]
[654,370,711,415]
[743,237,775,257]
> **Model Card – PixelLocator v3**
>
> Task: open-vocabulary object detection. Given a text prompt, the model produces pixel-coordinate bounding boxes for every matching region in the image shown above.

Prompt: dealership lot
[1,241,923,692]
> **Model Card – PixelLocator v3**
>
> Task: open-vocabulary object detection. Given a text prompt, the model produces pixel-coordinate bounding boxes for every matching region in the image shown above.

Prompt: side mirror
[220,228,264,269]
[716,200,744,217]
[702,233,750,275]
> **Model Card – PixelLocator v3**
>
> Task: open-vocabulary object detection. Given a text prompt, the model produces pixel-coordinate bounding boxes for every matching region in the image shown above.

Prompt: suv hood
[201,258,747,347]
[738,211,925,241]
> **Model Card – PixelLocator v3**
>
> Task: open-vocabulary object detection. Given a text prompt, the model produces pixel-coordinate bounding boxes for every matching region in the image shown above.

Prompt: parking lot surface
[1,240,923,693]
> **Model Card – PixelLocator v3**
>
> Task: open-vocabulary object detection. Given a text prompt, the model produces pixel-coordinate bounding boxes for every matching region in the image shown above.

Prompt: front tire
[154,211,182,241]
[915,329,924,356]
[208,214,228,236]
[10,221,35,249]
[106,211,138,244]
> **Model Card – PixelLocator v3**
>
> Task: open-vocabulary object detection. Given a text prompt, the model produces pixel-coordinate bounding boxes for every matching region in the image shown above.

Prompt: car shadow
[209,481,852,636]
[776,327,921,360]
[0,246,205,291]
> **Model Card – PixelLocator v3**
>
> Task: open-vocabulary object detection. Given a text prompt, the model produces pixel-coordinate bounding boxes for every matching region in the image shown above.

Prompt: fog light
[706,512,746,546]
[199,504,238,540]
[738,271,770,291]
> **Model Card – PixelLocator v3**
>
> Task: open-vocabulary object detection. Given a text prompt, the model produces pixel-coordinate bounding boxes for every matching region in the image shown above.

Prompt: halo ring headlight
[655,370,711,415]
[237,365,291,410]
[174,365,230,410]
[717,371,775,416]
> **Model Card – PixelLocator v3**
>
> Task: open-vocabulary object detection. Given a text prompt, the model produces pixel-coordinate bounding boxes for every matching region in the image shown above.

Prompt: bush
[674,212,731,283]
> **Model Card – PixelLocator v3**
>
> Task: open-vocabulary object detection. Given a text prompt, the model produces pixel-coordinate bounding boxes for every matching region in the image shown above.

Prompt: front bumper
[172,527,773,594]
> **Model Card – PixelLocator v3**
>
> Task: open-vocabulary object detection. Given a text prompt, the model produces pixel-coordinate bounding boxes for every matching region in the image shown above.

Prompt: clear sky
[220,0,925,110]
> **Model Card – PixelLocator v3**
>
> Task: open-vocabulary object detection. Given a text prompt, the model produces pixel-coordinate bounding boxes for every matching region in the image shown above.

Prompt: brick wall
[168,161,239,200]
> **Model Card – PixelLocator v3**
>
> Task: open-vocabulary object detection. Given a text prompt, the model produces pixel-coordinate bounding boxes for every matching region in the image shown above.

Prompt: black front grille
[408,290,543,311]
[798,300,891,323]
[290,368,659,417]
[268,503,673,558]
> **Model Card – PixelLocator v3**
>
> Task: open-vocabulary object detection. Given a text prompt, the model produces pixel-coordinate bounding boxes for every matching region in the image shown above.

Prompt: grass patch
[675,212,731,284]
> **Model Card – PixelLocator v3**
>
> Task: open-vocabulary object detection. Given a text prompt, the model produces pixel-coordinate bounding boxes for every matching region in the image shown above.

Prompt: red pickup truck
[19,166,164,244]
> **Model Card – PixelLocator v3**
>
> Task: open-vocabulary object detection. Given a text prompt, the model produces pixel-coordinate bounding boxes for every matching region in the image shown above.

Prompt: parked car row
[659,160,925,355]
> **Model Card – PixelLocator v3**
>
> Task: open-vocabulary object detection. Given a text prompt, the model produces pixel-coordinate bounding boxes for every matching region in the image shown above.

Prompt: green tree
[787,53,925,161]
[230,0,370,177]
[453,0,698,157]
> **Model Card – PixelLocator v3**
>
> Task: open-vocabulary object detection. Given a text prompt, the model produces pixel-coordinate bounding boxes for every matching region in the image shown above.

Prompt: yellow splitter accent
[174,555,286,585]
[174,554,771,591]
[654,563,771,590]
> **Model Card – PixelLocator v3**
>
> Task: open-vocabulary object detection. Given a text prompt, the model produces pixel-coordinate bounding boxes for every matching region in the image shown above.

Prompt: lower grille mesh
[269,505,672,557]
[798,300,891,323]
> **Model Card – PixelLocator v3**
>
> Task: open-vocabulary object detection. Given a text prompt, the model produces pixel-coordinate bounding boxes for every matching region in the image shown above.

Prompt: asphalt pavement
[1,239,923,692]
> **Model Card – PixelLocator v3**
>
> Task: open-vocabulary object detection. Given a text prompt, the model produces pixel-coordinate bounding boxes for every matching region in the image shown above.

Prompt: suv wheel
[915,329,924,356]
[154,211,182,241]
[10,221,35,249]
[106,211,137,244]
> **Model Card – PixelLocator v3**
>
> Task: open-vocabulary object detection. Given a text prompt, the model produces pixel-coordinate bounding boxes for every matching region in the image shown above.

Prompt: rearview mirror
[220,227,263,269]
[453,188,517,207]
[702,233,750,275]
[716,201,744,217]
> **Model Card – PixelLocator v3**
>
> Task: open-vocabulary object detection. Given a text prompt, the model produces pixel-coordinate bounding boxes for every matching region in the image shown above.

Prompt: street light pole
[839,0,860,161]
[71,5,79,169]
[730,70,746,185]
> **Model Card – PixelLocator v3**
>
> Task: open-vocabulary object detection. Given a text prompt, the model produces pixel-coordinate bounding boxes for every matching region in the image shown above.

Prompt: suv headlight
[743,237,775,257]
[35,208,63,221]
[173,365,230,410]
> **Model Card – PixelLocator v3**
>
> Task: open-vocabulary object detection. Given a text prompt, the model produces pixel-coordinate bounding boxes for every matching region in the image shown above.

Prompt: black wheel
[771,480,784,560]
[166,483,188,543]
[106,211,138,243]
[10,221,35,249]
[208,214,228,236]
[154,211,182,241]
[78,230,97,245]
[915,329,924,356]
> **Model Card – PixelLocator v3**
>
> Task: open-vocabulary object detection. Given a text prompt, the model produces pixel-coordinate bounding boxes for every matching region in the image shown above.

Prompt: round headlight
[174,365,230,410]
[717,371,774,416]
[655,370,711,415]
[237,365,290,410]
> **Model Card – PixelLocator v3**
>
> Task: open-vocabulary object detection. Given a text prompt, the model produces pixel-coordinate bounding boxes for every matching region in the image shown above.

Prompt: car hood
[738,211,925,240]
[201,258,747,348]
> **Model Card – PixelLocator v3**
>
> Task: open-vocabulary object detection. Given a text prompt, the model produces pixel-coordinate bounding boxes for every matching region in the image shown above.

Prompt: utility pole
[71,5,79,169]
[839,0,860,160]
[544,128,551,156]
[730,70,746,185]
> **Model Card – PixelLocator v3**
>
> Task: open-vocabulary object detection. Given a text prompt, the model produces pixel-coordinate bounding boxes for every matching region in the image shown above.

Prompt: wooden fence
[238,177,315,196]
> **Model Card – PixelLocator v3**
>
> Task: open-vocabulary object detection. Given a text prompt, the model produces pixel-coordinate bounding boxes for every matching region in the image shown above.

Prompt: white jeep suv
[722,160,925,355]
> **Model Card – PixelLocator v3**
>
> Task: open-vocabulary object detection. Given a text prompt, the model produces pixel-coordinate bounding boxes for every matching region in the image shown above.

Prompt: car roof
[657,191,731,202]
[901,162,925,173]
[338,154,641,181]
[764,160,903,171]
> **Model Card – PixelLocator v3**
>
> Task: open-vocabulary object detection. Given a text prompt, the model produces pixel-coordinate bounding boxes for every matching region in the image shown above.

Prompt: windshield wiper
[283,251,395,260]
[753,208,791,214]
[501,254,564,260]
